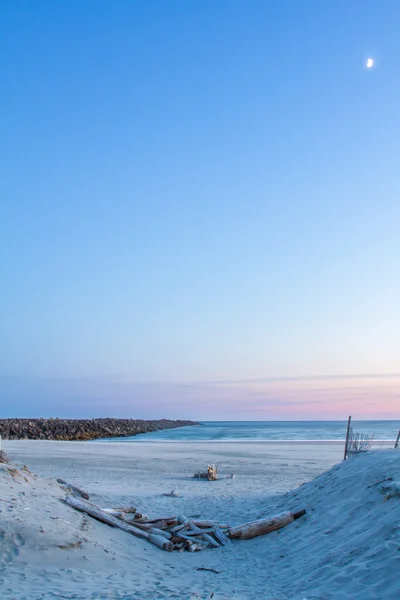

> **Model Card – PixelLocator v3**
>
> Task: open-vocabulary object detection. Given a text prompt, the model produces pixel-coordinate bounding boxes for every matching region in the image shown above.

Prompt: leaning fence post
[395,430,400,449]
[344,416,352,460]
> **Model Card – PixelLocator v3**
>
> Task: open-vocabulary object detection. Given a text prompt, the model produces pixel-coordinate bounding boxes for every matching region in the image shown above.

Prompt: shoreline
[95,438,396,444]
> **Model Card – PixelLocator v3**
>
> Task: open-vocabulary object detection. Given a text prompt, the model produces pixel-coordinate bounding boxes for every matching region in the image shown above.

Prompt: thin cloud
[189,373,400,386]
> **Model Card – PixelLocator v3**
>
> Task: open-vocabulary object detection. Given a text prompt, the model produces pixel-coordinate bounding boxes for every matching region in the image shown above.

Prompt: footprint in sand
[8,544,20,557]
[1,551,13,563]
[12,532,25,546]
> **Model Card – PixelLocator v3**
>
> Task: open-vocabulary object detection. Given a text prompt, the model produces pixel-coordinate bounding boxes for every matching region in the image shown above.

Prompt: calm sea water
[104,420,400,442]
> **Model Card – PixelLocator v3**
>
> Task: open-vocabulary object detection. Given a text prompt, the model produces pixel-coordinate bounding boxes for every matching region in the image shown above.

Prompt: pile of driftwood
[193,464,219,481]
[61,480,305,553]
[193,464,235,481]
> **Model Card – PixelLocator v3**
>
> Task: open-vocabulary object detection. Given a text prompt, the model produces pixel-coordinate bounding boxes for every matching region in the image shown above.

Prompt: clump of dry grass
[0,450,10,464]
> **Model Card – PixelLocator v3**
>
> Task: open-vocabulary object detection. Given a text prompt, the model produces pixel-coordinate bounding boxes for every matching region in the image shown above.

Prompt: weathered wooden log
[171,535,185,545]
[102,507,137,515]
[132,512,148,521]
[149,527,173,539]
[185,527,216,535]
[64,495,173,551]
[201,533,220,548]
[132,522,172,539]
[65,495,148,536]
[147,519,175,529]
[175,532,209,549]
[188,542,203,552]
[228,510,306,541]
[173,541,185,551]
[148,534,173,551]
[57,479,90,500]
[177,514,191,525]
[213,525,231,546]
[145,516,176,524]
[101,510,128,521]
[170,522,188,533]
[192,520,230,528]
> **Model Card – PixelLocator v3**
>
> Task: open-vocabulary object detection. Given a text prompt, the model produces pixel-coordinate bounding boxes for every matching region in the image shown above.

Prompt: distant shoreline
[95,438,396,444]
[0,418,198,441]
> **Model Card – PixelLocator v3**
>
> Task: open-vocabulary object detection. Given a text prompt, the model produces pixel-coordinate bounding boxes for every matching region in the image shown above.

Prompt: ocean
[103,420,400,442]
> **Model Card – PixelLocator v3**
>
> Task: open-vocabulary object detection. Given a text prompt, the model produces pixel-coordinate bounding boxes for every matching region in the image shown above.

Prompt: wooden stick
[201,533,220,548]
[175,532,209,549]
[192,520,230,528]
[57,479,90,500]
[147,519,176,529]
[344,415,352,460]
[185,528,218,535]
[170,523,188,533]
[213,525,231,546]
[228,510,305,541]
[395,429,400,449]
[132,513,148,521]
[145,516,176,524]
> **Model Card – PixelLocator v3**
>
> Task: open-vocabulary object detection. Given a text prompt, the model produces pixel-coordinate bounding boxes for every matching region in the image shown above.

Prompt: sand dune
[1,441,399,599]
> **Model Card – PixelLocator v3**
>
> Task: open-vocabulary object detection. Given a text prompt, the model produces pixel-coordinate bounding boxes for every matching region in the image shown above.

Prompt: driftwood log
[57,479,90,500]
[228,510,306,540]
[102,507,137,515]
[65,495,173,551]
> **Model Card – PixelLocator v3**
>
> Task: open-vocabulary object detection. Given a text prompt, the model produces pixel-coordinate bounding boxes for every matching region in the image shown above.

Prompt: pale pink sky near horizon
[1,373,399,420]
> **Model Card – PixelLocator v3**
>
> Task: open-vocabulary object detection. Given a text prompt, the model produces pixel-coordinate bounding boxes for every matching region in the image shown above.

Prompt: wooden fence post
[344,416,352,460]
[395,430,400,449]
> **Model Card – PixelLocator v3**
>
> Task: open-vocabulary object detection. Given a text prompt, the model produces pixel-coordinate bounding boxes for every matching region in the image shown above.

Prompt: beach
[1,439,399,599]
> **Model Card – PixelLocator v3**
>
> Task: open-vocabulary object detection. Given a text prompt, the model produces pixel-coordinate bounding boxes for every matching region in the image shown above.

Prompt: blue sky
[1,1,399,419]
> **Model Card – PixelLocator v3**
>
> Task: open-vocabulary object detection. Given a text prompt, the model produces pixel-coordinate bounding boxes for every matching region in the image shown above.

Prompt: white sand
[1,440,399,599]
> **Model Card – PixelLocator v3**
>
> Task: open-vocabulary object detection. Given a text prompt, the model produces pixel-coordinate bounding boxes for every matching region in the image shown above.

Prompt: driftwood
[57,479,90,500]
[213,525,231,546]
[0,450,10,464]
[197,567,221,574]
[64,495,173,551]
[148,533,173,551]
[101,507,142,522]
[102,507,137,514]
[192,520,229,528]
[193,464,219,481]
[162,490,181,497]
[228,510,306,540]
[63,486,306,552]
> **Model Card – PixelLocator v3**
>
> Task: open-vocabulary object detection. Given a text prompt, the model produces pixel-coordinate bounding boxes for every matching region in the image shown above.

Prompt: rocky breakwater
[0,418,198,441]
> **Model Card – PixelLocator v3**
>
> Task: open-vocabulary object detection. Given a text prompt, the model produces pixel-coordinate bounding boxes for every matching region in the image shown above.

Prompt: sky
[1,0,399,420]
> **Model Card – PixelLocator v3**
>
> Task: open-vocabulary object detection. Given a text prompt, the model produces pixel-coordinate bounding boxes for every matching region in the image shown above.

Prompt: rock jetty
[0,418,198,441]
